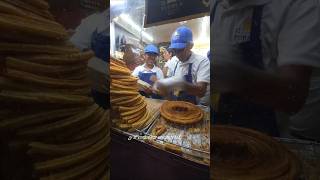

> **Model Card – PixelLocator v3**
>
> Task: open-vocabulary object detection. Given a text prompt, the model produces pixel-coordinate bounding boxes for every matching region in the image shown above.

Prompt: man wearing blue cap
[156,26,210,106]
[132,44,164,99]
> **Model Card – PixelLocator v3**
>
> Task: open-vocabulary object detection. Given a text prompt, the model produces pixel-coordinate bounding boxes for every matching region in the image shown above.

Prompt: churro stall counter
[110,57,209,179]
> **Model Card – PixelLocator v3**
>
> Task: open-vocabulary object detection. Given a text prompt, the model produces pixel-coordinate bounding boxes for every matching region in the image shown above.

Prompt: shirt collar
[179,52,195,65]
[142,63,156,71]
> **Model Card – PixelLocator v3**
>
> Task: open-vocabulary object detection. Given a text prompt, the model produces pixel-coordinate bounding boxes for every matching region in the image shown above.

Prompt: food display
[160,101,204,125]
[151,124,167,136]
[147,105,210,165]
[110,58,151,132]
[0,1,109,179]
[211,125,301,180]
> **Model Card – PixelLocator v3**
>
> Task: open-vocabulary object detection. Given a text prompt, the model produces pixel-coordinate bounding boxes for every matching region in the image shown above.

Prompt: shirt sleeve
[131,66,140,77]
[277,0,320,67]
[197,58,210,83]
[70,17,93,50]
[164,60,170,68]
[157,68,164,80]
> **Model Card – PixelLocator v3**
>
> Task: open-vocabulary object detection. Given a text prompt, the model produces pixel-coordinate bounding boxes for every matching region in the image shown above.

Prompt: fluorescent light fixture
[119,13,154,42]
[200,16,209,39]
[113,17,119,22]
[111,0,125,6]
[119,13,141,32]
[194,16,209,45]
[142,31,154,42]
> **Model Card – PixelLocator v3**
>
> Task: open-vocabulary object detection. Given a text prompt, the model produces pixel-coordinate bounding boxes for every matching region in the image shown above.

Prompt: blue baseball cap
[144,44,159,55]
[169,26,193,49]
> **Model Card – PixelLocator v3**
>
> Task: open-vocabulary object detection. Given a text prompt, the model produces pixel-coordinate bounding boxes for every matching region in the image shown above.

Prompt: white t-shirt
[70,9,109,93]
[132,64,164,81]
[164,56,179,77]
[70,9,109,51]
[211,0,320,140]
[174,52,210,106]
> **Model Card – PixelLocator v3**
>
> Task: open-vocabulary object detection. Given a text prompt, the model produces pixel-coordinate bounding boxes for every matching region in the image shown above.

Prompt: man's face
[144,53,157,66]
[173,43,193,62]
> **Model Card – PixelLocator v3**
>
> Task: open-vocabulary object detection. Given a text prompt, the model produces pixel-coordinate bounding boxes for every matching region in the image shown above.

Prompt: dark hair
[167,48,175,56]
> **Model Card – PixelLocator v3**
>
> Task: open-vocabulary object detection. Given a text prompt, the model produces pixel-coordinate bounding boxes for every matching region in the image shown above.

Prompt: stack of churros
[110,58,151,132]
[0,1,109,179]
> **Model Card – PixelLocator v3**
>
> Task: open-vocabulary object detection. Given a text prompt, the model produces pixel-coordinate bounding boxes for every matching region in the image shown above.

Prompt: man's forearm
[235,65,311,113]
[184,82,208,98]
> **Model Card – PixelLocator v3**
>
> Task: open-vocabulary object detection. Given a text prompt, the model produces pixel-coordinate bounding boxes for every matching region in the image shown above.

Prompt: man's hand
[212,58,247,93]
[154,76,185,96]
[213,58,312,113]
[150,75,158,83]
[141,86,153,94]
[154,76,208,98]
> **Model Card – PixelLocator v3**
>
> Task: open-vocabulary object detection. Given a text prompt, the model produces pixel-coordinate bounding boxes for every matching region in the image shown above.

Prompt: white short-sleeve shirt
[211,0,320,68]
[70,9,109,93]
[174,52,210,105]
[70,9,109,51]
[132,64,164,81]
[211,0,320,140]
[164,56,179,77]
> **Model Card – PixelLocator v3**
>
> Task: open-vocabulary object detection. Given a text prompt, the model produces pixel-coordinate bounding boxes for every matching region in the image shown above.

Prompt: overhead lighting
[200,16,209,39]
[119,13,141,32]
[113,17,119,22]
[119,13,154,42]
[111,0,125,7]
[142,31,154,42]
[179,21,187,25]
[194,16,209,45]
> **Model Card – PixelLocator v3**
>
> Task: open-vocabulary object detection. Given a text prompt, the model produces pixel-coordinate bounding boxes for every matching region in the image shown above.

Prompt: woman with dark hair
[162,48,178,78]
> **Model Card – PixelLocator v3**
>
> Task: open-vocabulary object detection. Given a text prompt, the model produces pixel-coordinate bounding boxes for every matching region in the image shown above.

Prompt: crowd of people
[131,26,210,106]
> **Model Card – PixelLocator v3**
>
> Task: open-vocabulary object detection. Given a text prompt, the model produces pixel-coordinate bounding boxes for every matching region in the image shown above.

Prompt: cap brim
[145,52,159,55]
[169,43,187,49]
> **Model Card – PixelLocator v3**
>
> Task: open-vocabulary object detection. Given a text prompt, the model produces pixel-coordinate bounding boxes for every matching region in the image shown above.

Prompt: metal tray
[145,105,210,165]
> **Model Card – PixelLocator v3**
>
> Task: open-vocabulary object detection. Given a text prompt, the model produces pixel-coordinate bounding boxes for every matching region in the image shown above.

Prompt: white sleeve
[164,61,170,68]
[277,0,320,67]
[157,68,164,80]
[131,66,140,77]
[70,18,93,51]
[197,58,210,83]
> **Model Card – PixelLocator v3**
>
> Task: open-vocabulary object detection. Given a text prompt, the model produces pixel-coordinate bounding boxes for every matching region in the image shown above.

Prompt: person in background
[155,26,210,106]
[211,0,320,139]
[70,1,109,109]
[132,44,164,99]
[162,48,179,78]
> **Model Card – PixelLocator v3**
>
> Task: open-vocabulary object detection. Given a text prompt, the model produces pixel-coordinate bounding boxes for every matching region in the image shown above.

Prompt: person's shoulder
[171,56,179,61]
[80,9,108,26]
[80,13,98,25]
[267,0,317,14]
[191,52,209,63]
